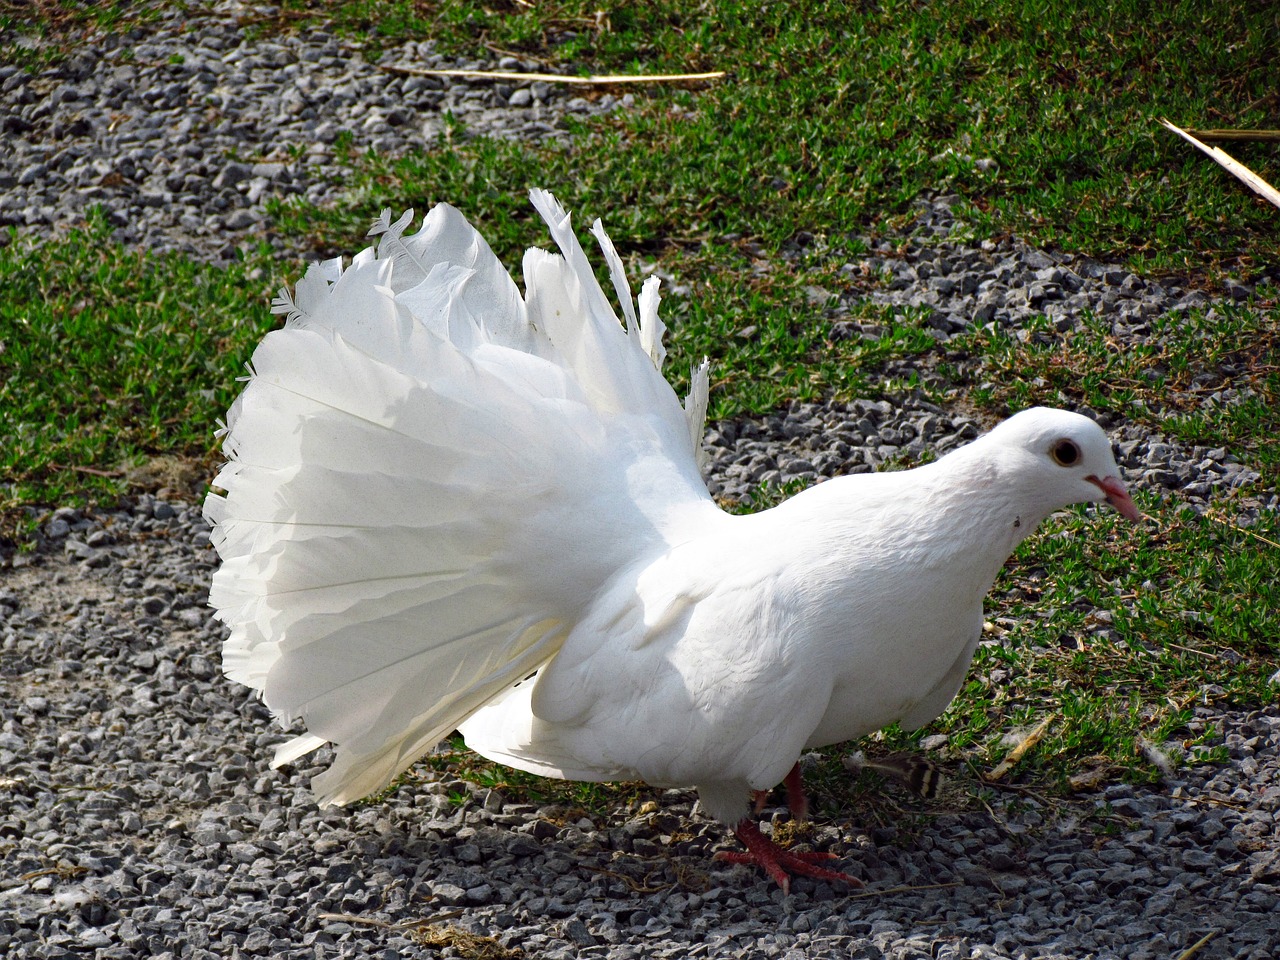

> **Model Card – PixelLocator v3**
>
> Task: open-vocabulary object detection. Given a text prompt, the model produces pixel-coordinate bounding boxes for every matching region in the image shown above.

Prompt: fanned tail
[206,191,714,805]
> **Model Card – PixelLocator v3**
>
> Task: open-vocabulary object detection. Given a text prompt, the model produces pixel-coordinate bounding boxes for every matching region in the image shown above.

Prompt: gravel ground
[3,4,1279,959]
[0,1,627,262]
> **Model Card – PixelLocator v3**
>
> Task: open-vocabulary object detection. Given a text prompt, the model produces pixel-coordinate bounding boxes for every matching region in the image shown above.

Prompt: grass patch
[354,735,665,818]
[0,0,155,70]
[261,0,1280,415]
[964,500,1277,775]
[959,296,1280,484]
[266,0,1279,266]
[0,215,284,522]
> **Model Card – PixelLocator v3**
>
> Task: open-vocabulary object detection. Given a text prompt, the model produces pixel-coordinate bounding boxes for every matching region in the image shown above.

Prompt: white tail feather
[589,217,640,336]
[636,275,668,372]
[206,191,713,805]
[686,358,712,470]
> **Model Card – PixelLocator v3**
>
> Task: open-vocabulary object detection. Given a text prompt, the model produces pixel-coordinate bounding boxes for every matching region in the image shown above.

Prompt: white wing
[458,525,834,823]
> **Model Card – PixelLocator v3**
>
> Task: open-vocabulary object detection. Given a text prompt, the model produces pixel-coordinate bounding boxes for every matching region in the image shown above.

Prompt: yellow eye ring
[1051,438,1082,467]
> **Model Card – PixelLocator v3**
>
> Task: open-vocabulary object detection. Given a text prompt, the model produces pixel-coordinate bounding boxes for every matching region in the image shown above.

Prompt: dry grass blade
[1174,929,1219,959]
[380,65,726,85]
[19,864,89,882]
[986,714,1057,781]
[1177,129,1280,142]
[47,463,123,478]
[578,863,673,893]
[319,910,520,957]
[1160,119,1280,211]
[1204,507,1280,549]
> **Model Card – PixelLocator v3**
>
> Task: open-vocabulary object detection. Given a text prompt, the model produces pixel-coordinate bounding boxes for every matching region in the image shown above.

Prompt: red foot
[714,818,863,895]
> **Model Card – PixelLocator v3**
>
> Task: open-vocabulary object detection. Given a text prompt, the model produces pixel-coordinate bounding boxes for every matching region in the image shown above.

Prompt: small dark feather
[843,753,946,799]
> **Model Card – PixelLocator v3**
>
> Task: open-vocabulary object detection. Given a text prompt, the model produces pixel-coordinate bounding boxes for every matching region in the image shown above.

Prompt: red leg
[783,762,808,822]
[752,762,808,819]
[714,818,863,895]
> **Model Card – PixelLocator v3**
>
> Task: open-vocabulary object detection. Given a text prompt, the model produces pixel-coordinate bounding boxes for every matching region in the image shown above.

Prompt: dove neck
[906,438,1059,566]
[769,443,1052,592]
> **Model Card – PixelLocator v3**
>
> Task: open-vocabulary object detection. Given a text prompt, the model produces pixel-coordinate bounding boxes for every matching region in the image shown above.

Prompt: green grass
[259,0,1280,412]
[941,501,1278,779]
[960,298,1280,484]
[351,734,666,818]
[0,0,154,70]
[3,0,1278,805]
[0,215,283,517]
[265,0,1279,263]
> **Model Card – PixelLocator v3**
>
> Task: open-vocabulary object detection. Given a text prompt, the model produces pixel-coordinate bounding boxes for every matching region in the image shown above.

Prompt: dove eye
[1051,438,1081,467]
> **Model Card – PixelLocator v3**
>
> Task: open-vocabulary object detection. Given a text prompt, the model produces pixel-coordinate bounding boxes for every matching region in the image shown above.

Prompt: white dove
[205,190,1140,892]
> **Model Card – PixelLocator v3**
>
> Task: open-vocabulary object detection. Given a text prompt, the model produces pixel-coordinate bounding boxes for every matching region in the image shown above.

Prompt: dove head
[982,407,1141,522]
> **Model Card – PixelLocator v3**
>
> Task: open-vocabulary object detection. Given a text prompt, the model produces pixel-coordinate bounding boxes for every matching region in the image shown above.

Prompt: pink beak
[1087,475,1141,521]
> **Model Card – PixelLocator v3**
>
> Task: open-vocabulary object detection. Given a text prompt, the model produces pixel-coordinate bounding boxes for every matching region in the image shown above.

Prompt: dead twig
[1175,129,1280,143]
[380,64,726,86]
[48,463,123,478]
[1235,92,1279,120]
[977,794,1016,837]
[1160,119,1280,211]
[973,775,1056,807]
[1175,929,1219,960]
[1204,507,1280,549]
